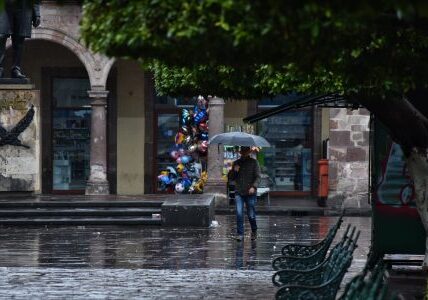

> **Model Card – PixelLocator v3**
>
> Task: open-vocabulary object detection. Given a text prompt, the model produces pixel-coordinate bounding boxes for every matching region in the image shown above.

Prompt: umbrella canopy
[208,132,271,147]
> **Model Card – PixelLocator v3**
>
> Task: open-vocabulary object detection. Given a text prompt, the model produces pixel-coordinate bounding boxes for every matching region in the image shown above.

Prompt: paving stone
[0,215,371,299]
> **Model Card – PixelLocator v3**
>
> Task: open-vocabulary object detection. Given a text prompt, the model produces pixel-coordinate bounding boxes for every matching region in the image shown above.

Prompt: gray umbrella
[208,132,271,147]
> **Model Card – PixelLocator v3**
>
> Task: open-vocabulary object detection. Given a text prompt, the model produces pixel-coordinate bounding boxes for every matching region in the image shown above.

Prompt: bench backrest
[321,229,360,282]
[339,260,387,300]
[313,215,344,253]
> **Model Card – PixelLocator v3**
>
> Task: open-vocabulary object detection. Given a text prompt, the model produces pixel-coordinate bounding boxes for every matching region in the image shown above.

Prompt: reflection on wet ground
[0,215,371,299]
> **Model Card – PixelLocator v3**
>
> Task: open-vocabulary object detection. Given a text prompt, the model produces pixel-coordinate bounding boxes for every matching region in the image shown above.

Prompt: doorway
[51,78,91,192]
[42,68,117,194]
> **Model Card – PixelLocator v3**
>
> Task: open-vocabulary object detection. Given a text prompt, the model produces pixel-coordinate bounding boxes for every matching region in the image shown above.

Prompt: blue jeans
[235,193,257,236]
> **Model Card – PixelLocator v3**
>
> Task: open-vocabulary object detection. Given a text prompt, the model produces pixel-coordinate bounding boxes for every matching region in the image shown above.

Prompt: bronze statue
[0,0,40,79]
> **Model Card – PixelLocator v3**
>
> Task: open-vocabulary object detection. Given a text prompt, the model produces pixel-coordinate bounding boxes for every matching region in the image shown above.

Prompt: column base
[204,180,227,208]
[85,180,110,195]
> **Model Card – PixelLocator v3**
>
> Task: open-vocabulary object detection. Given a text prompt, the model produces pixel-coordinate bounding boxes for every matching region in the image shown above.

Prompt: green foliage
[145,61,345,98]
[81,1,428,99]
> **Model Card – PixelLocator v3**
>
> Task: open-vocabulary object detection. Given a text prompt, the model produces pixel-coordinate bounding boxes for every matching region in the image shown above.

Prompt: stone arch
[24,27,116,89]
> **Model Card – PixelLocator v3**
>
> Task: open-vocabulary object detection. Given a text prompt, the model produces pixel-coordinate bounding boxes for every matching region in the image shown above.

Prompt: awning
[243,94,361,123]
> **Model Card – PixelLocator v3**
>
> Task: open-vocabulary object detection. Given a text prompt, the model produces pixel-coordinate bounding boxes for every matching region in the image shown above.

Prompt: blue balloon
[182,109,190,118]
[193,105,200,114]
[199,132,209,141]
[160,175,172,185]
[182,178,192,188]
[180,155,192,164]
[194,110,207,124]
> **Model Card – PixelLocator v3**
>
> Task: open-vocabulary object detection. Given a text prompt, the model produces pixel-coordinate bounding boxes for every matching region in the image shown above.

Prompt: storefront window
[258,110,312,191]
[52,78,91,191]
[156,114,179,192]
[156,95,198,108]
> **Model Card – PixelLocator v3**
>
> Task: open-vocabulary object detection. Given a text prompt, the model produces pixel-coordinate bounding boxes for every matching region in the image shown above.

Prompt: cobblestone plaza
[0,215,370,299]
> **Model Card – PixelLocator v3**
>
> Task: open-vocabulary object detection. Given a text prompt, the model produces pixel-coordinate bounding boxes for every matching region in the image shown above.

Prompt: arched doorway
[4,39,117,194]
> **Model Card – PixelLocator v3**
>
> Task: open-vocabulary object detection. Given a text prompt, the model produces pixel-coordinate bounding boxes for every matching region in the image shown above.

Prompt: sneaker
[236,235,243,241]
[251,232,258,241]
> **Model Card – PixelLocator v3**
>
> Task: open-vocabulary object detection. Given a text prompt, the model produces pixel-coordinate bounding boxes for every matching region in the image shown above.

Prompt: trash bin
[318,159,329,207]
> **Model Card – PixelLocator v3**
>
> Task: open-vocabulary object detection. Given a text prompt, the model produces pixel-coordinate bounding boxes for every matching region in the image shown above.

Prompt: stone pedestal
[0,84,40,192]
[205,97,227,207]
[162,195,215,227]
[85,89,110,195]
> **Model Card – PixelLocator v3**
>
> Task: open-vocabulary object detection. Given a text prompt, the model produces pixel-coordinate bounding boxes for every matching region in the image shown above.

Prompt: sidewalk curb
[215,207,372,217]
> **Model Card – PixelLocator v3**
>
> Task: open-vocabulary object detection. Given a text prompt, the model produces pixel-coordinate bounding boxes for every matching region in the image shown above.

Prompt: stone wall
[0,87,40,192]
[328,108,371,211]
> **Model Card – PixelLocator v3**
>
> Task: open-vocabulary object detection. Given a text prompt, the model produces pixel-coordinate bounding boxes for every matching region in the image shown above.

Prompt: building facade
[0,1,370,211]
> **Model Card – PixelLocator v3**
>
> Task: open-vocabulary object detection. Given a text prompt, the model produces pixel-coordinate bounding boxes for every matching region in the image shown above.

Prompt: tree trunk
[406,149,428,269]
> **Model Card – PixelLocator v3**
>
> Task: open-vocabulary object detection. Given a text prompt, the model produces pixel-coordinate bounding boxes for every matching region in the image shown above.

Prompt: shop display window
[156,114,180,192]
[52,109,91,190]
[52,78,91,191]
[257,110,313,191]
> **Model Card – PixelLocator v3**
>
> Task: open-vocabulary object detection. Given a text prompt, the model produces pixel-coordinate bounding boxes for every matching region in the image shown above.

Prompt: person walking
[228,146,261,241]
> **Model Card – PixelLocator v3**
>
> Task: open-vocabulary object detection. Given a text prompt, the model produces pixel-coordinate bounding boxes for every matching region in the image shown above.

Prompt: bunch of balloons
[158,96,209,193]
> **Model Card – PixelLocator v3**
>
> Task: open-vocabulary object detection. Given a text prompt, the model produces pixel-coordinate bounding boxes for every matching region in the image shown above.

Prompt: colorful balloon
[194,110,207,124]
[188,144,198,153]
[184,135,192,145]
[198,122,208,132]
[175,132,184,144]
[176,163,185,173]
[197,96,207,110]
[199,132,209,141]
[180,155,192,164]
[158,174,172,185]
[175,182,185,193]
[198,141,208,152]
[182,109,190,119]
[170,150,179,160]
[182,178,192,188]
[167,166,177,177]
[180,126,190,135]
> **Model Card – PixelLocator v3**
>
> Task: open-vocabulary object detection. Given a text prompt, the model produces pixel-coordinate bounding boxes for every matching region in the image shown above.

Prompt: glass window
[257,110,312,191]
[53,109,91,190]
[156,95,200,108]
[53,78,91,107]
[156,114,180,192]
[52,77,91,191]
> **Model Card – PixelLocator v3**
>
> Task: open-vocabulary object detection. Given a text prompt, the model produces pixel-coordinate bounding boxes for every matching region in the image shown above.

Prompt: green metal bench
[273,230,360,300]
[280,215,343,257]
[339,259,388,300]
[272,222,350,271]
[273,227,358,286]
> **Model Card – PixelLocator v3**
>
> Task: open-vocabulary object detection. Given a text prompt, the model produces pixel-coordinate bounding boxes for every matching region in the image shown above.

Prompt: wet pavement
[0,215,371,299]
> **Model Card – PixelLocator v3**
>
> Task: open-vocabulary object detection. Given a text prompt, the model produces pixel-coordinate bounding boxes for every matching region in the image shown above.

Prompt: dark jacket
[228,156,261,196]
[0,0,41,38]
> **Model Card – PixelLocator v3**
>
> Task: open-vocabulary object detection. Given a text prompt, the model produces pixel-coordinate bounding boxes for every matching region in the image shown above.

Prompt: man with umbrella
[228,146,261,241]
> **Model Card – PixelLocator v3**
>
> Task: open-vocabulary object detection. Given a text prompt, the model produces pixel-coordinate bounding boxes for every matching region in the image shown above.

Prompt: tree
[81,0,428,267]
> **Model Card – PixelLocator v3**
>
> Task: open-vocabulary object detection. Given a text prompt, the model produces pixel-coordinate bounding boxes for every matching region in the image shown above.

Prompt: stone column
[204,97,227,205]
[85,89,110,195]
[328,108,370,212]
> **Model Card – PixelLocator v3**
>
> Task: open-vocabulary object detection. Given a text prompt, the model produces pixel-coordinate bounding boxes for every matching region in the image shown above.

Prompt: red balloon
[199,122,208,132]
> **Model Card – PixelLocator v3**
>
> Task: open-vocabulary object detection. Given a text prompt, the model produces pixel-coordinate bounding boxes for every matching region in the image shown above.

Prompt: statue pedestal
[0,83,40,192]
[0,78,31,85]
